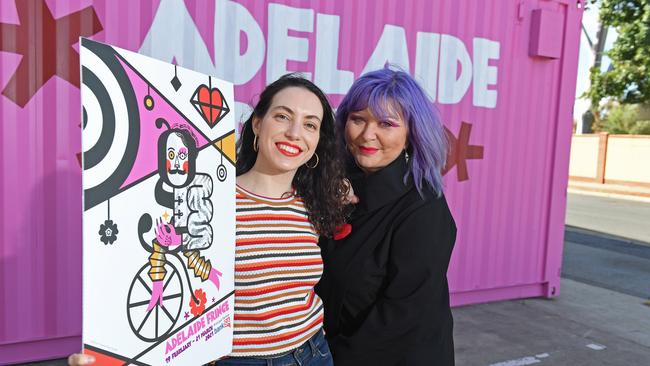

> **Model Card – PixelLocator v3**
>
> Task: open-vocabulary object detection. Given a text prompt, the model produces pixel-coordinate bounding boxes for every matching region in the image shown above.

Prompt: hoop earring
[253,134,259,152]
[305,153,319,169]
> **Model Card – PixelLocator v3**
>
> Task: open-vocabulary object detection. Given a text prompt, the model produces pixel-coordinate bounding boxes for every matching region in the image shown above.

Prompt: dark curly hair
[236,73,348,238]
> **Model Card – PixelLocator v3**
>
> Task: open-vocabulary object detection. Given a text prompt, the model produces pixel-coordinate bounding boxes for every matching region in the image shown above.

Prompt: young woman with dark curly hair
[236,74,348,239]
[218,73,347,365]
[69,74,348,366]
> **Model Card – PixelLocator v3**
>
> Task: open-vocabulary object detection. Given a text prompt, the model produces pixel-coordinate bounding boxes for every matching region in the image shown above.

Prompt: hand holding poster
[80,38,235,365]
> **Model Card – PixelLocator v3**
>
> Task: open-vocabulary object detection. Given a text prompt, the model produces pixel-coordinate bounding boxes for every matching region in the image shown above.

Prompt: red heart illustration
[198,85,223,125]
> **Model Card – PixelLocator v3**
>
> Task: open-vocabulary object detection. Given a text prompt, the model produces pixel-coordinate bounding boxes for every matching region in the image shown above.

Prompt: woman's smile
[275,141,302,157]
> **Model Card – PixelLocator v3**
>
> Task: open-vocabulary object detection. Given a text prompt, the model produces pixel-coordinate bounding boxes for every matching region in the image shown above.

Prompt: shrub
[595,103,650,135]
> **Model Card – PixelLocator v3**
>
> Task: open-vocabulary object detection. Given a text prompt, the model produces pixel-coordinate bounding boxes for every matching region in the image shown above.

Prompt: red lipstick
[358,146,379,155]
[276,142,302,157]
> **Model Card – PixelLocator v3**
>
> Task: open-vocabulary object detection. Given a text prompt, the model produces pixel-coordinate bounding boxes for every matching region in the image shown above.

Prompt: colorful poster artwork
[80,38,236,366]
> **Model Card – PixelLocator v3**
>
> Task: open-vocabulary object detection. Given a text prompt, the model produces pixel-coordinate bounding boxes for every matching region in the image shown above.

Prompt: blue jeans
[215,329,333,366]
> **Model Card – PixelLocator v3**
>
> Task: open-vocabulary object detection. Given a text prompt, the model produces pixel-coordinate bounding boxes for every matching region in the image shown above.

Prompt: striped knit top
[231,185,324,357]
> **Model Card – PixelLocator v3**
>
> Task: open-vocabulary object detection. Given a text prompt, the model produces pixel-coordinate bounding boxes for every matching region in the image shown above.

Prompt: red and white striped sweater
[231,185,324,357]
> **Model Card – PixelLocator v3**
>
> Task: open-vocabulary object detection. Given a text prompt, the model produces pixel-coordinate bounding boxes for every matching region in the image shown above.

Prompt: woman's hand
[68,353,95,365]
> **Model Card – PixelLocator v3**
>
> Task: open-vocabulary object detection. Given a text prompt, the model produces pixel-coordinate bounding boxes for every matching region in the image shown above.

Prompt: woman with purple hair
[316,67,457,365]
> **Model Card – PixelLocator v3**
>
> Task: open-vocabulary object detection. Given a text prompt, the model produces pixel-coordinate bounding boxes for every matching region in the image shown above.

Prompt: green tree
[587,0,650,107]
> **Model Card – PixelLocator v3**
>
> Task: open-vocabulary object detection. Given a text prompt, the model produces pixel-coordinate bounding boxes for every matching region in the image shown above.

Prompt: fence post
[596,132,609,184]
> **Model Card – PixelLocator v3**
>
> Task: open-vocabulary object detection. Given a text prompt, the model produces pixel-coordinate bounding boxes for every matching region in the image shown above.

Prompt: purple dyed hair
[336,66,448,197]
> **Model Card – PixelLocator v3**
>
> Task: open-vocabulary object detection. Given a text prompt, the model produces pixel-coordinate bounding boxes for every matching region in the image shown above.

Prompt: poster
[80,38,235,365]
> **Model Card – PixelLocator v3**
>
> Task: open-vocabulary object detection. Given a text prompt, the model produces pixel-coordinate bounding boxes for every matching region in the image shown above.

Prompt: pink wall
[0,0,583,363]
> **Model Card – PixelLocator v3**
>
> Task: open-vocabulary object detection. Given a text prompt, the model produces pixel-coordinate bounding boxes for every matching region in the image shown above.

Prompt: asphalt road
[565,193,650,245]
[563,226,650,299]
[563,193,650,299]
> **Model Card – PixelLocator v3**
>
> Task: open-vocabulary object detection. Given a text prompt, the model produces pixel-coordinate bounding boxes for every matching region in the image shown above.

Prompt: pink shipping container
[0,0,583,363]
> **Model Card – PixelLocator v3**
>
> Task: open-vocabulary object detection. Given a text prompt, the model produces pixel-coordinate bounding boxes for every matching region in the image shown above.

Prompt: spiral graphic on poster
[81,39,140,210]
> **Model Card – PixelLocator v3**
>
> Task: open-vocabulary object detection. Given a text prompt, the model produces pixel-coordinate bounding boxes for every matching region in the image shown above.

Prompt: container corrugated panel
[0,0,583,363]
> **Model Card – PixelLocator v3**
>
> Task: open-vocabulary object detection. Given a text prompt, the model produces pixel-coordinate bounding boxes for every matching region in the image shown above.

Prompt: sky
[573,3,617,125]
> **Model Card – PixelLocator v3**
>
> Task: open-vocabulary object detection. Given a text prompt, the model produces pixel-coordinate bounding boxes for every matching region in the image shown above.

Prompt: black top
[316,155,457,365]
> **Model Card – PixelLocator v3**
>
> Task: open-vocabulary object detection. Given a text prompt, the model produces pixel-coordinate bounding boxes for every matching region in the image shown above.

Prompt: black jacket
[316,156,456,365]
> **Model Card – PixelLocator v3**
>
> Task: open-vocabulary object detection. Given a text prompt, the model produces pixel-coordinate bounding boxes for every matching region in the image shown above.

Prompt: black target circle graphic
[217,164,227,182]
[81,39,140,211]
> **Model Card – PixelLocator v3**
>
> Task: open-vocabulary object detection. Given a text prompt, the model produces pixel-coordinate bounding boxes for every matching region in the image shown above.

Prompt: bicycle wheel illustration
[126,261,183,342]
